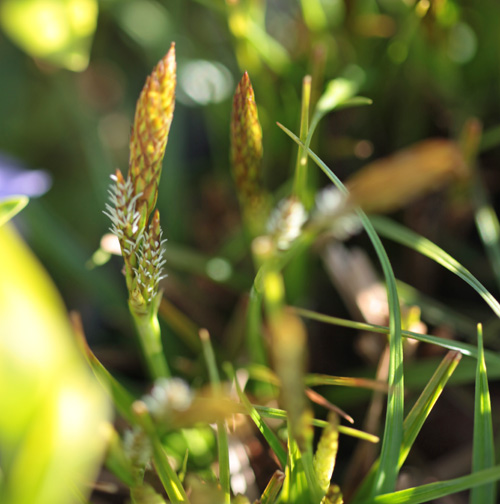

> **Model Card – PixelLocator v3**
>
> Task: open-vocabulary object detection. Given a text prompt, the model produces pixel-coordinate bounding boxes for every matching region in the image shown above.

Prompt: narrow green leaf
[278,123,404,495]
[396,280,478,337]
[200,330,230,504]
[370,215,500,319]
[259,470,285,504]
[352,351,462,504]
[470,324,496,504]
[134,404,190,504]
[254,405,379,444]
[293,75,312,207]
[0,195,28,227]
[247,285,268,365]
[73,317,136,425]
[364,465,500,504]
[472,179,500,292]
[280,437,310,504]
[224,364,287,468]
[292,307,500,370]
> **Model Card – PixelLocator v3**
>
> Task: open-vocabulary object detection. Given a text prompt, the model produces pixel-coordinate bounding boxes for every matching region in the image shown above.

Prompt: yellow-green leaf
[0,196,28,227]
[0,224,111,504]
[0,0,98,71]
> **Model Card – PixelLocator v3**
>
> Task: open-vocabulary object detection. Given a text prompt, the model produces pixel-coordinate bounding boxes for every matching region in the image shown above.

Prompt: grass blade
[370,215,500,319]
[254,405,379,444]
[470,323,496,504]
[363,465,500,504]
[224,363,288,468]
[293,75,312,206]
[473,180,500,292]
[199,329,230,504]
[133,403,190,503]
[73,313,136,424]
[352,350,462,503]
[259,470,285,504]
[292,306,500,369]
[278,122,404,496]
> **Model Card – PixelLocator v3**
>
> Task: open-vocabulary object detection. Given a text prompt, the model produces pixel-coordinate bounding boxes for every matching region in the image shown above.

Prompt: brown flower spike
[129,42,176,222]
[230,72,268,235]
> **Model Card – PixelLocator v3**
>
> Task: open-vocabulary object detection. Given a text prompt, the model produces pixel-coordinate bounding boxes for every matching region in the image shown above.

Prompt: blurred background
[1,0,500,501]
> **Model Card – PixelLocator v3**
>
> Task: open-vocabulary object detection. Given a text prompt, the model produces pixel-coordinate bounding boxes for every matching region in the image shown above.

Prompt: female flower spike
[129,43,176,223]
[230,72,268,236]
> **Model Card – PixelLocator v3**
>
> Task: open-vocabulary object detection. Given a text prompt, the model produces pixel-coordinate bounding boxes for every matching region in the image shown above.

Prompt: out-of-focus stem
[293,75,312,208]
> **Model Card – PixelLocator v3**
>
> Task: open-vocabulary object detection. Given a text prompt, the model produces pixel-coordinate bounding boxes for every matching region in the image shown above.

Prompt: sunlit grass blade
[473,180,500,292]
[352,351,462,503]
[280,437,311,504]
[278,122,404,496]
[254,405,379,444]
[72,313,136,424]
[292,306,500,369]
[199,329,230,504]
[370,215,500,319]
[224,363,287,468]
[362,465,500,504]
[396,280,478,337]
[133,402,190,504]
[470,324,496,504]
[259,470,285,504]
[305,374,388,392]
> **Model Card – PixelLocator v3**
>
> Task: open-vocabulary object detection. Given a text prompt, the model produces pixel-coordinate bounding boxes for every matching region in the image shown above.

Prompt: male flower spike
[230,72,269,237]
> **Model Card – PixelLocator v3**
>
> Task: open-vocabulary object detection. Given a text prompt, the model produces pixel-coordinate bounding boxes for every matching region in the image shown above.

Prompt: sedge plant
[87,41,500,504]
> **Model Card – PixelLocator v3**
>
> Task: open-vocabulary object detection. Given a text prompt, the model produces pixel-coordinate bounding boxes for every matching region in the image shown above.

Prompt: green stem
[293,75,312,207]
[200,330,231,504]
[131,305,170,379]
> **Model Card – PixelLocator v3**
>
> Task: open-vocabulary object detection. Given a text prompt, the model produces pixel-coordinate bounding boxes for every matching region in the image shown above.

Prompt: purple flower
[0,153,51,198]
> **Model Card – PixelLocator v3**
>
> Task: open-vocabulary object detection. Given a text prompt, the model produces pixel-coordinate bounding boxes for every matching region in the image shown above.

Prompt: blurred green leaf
[0,0,98,71]
[0,196,28,227]
[0,224,110,504]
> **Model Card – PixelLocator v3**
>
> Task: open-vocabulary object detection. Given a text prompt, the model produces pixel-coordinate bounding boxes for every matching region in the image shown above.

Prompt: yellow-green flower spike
[230,72,268,236]
[314,412,340,494]
[129,43,176,221]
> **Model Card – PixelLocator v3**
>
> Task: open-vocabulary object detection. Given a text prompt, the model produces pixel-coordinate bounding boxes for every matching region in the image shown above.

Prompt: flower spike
[129,42,176,222]
[230,72,269,236]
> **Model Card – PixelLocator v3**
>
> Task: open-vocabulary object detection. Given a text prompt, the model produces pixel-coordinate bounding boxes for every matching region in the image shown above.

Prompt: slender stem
[293,75,312,207]
[200,330,231,504]
[130,306,170,379]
